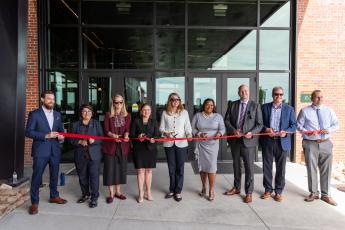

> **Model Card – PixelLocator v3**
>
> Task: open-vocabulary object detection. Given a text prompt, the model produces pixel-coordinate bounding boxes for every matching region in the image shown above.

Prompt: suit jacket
[25,107,64,158]
[130,117,160,152]
[70,119,104,161]
[260,102,297,152]
[102,112,131,156]
[224,100,263,147]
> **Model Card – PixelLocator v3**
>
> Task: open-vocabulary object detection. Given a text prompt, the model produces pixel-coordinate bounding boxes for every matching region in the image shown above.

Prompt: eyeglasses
[170,98,181,102]
[82,110,92,114]
[274,93,284,97]
[113,101,123,105]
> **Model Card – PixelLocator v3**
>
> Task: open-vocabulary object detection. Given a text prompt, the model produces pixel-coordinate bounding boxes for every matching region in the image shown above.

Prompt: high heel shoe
[137,196,144,203]
[207,192,215,201]
[199,188,206,197]
[145,193,154,201]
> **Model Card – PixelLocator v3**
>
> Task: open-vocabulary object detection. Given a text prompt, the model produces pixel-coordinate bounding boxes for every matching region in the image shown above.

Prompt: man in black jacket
[224,85,263,203]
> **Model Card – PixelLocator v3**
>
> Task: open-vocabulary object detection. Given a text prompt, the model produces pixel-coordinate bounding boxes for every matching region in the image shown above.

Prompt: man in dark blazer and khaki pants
[224,85,263,203]
[260,86,297,202]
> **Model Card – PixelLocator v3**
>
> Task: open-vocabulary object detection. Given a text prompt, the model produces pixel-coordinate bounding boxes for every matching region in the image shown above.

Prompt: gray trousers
[230,140,256,194]
[303,140,333,196]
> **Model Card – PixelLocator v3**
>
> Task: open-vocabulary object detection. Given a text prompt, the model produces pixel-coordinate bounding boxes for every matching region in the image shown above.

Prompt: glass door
[189,73,257,161]
[189,74,222,160]
[220,74,257,161]
[83,73,119,124]
[155,72,186,160]
[124,73,153,120]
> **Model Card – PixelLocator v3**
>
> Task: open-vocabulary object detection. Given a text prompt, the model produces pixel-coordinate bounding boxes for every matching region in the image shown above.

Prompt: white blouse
[159,110,192,148]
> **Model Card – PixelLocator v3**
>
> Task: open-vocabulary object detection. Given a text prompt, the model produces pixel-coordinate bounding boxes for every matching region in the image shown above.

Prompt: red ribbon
[58,130,319,142]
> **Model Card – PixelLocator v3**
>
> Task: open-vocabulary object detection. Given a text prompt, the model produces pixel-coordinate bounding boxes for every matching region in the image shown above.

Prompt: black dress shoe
[89,200,98,208]
[174,194,182,202]
[77,195,90,203]
[165,193,174,199]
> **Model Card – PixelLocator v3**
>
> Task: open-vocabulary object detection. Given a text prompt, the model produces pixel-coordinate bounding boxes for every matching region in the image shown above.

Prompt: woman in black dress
[130,104,160,203]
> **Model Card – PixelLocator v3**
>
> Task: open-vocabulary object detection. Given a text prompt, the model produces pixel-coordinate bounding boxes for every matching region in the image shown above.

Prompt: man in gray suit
[224,85,263,203]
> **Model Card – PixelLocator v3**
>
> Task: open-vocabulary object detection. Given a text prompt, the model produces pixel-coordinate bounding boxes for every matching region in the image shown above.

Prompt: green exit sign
[300,91,312,103]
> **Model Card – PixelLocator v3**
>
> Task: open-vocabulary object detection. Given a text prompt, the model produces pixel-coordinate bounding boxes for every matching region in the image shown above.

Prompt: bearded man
[25,90,67,215]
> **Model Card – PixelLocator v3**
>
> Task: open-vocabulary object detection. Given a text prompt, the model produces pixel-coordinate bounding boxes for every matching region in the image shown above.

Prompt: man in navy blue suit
[25,90,68,215]
[260,86,297,202]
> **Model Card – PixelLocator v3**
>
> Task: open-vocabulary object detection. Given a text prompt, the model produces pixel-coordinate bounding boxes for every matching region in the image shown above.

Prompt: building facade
[24,0,345,166]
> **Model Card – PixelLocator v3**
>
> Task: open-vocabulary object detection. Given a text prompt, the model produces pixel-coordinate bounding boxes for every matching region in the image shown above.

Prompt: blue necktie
[316,108,325,139]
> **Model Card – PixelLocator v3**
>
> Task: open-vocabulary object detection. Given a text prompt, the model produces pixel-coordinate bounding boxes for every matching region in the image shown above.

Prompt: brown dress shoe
[274,194,283,202]
[244,194,252,203]
[29,204,38,215]
[260,192,271,199]
[49,197,68,204]
[321,196,337,206]
[304,193,319,202]
[224,187,240,196]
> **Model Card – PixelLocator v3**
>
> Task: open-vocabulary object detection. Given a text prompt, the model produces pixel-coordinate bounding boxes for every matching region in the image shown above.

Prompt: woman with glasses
[130,104,160,203]
[191,99,225,201]
[159,92,192,202]
[70,104,104,208]
[102,94,131,204]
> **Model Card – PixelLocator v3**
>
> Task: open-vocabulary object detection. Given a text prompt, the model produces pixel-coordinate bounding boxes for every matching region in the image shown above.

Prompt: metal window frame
[38,0,297,162]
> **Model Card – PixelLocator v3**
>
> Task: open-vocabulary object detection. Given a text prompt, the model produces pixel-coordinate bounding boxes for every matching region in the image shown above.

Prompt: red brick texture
[25,0,39,165]
[296,0,345,163]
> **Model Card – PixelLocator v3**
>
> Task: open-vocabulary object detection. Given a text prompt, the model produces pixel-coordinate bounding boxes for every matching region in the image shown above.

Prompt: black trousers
[262,138,288,194]
[75,156,101,201]
[165,145,188,194]
[230,140,255,194]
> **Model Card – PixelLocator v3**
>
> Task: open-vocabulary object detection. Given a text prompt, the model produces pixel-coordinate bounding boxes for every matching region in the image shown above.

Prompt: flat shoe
[114,194,127,200]
[165,193,174,199]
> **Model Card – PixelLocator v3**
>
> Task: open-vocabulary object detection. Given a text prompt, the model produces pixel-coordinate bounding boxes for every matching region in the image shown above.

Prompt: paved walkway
[1,162,345,230]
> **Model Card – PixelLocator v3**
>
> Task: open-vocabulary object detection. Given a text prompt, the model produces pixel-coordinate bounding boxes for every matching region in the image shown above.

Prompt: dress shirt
[42,106,54,131]
[159,110,192,148]
[297,104,339,140]
[270,103,282,132]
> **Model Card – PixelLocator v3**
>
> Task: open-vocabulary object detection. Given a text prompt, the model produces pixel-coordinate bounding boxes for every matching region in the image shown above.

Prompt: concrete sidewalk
[1,162,345,230]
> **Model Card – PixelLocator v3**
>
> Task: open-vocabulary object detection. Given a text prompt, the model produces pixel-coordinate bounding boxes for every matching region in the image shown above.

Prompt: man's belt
[305,139,329,143]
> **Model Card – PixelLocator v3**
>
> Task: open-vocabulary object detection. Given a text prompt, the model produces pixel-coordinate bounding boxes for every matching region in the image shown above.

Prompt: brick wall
[296,0,345,163]
[25,0,39,165]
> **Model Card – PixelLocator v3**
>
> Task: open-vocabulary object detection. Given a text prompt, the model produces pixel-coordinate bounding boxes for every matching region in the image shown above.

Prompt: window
[259,73,289,104]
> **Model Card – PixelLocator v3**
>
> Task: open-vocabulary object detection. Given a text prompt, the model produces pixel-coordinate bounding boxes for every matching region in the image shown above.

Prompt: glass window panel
[193,78,217,114]
[125,77,148,116]
[88,77,111,121]
[48,0,79,24]
[82,1,153,25]
[188,29,256,70]
[227,78,250,102]
[83,28,153,69]
[47,71,79,162]
[259,73,289,105]
[48,28,78,69]
[156,73,185,120]
[260,1,290,27]
[155,72,185,161]
[188,1,257,26]
[157,2,185,25]
[260,30,289,70]
[157,29,185,69]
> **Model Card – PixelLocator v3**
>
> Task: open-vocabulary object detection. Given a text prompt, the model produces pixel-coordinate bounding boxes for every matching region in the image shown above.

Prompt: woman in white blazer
[159,92,192,202]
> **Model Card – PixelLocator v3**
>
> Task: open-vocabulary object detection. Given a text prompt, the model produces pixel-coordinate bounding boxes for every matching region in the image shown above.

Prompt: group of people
[25,85,339,215]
